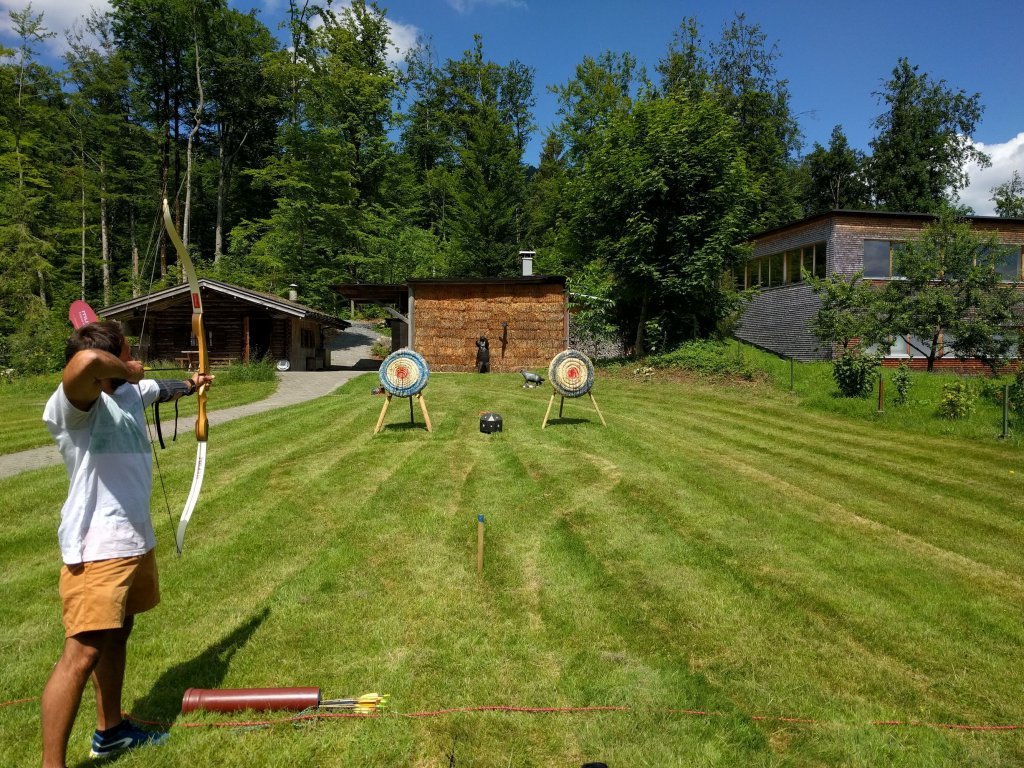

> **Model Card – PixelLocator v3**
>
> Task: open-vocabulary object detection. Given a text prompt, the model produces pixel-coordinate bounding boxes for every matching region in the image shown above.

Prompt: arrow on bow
[162,198,209,555]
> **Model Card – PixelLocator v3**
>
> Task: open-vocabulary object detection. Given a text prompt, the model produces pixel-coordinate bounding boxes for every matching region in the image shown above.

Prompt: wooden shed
[101,278,349,371]
[332,275,568,372]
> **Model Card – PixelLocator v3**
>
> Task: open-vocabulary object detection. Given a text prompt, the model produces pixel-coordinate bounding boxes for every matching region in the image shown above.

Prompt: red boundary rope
[3,696,1023,732]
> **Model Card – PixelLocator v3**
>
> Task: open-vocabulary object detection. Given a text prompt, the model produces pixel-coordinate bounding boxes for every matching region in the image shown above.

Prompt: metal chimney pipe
[288,284,298,301]
[518,251,535,276]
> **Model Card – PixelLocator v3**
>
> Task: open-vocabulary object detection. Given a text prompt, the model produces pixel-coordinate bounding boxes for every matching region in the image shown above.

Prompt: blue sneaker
[89,719,169,758]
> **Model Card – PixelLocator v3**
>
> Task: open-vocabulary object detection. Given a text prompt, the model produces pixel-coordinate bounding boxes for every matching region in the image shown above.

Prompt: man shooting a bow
[40,320,212,766]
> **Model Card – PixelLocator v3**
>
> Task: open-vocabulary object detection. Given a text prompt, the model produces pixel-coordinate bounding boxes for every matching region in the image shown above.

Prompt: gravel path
[0,321,383,480]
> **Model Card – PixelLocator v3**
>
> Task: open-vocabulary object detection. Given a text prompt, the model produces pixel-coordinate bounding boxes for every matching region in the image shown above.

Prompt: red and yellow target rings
[379,349,430,396]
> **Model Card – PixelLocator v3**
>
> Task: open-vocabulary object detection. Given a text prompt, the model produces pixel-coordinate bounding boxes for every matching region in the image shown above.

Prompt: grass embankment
[624,339,1024,445]
[0,362,278,455]
[1,371,1022,766]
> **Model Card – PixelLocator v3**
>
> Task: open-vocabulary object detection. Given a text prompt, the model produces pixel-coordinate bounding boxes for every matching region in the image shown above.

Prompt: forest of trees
[0,0,1016,373]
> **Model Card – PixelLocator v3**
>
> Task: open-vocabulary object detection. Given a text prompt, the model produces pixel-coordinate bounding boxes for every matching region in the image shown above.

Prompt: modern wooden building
[333,273,569,372]
[102,278,349,371]
[734,210,1024,368]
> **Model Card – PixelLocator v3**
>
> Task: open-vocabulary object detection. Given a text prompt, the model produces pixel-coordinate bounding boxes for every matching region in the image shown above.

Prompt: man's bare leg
[91,617,132,730]
[40,632,105,768]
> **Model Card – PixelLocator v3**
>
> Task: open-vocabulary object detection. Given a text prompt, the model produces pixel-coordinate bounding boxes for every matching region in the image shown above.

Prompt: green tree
[807,271,886,353]
[203,5,282,262]
[449,100,522,275]
[524,131,570,270]
[659,15,802,229]
[991,170,1024,218]
[236,0,402,304]
[707,14,801,229]
[570,92,751,355]
[550,50,642,169]
[401,35,533,276]
[543,51,642,287]
[0,5,63,362]
[882,207,1020,371]
[65,8,157,304]
[868,58,989,213]
[807,272,888,398]
[800,125,870,215]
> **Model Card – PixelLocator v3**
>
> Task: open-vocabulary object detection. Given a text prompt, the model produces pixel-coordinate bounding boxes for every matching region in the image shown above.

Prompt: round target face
[379,348,430,396]
[548,350,595,398]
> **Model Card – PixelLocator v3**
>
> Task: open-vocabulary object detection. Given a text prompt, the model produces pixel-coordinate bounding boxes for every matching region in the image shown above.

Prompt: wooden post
[1003,383,1010,440]
[417,394,433,432]
[243,315,250,365]
[541,392,556,428]
[877,373,884,413]
[476,514,484,574]
[373,394,392,434]
[589,392,607,426]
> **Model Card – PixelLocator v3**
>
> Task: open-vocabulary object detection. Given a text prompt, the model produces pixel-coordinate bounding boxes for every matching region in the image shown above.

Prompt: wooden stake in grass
[476,514,484,574]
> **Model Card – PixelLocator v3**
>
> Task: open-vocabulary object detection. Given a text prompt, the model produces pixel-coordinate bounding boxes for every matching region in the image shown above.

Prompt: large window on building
[993,246,1023,281]
[863,240,891,277]
[863,240,906,278]
[808,243,827,279]
[769,252,784,287]
[786,250,801,283]
[744,242,826,289]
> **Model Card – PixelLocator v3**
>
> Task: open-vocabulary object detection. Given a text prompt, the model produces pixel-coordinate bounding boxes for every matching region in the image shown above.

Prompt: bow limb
[162,199,209,554]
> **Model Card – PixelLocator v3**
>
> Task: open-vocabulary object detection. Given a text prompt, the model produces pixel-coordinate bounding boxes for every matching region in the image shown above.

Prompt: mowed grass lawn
[2,371,1023,766]
[0,367,278,455]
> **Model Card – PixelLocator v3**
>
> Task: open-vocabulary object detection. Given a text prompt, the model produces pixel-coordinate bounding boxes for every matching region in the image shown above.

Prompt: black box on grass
[480,412,503,433]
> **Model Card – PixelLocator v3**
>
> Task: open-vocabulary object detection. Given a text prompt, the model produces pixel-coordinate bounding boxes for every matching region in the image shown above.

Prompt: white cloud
[445,0,526,13]
[0,0,110,54]
[386,18,419,66]
[961,133,1024,216]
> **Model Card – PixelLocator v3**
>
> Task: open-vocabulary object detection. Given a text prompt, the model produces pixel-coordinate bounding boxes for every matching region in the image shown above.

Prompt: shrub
[212,357,277,384]
[649,340,753,378]
[976,376,1006,404]
[832,351,879,398]
[891,362,912,406]
[937,380,975,419]
[1009,368,1024,413]
[370,339,390,358]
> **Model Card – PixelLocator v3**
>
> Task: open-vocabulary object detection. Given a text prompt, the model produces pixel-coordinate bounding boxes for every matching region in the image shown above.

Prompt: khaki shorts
[59,550,160,637]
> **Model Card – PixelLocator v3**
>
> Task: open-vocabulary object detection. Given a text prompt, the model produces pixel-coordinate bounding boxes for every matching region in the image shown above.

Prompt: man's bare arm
[62,350,145,411]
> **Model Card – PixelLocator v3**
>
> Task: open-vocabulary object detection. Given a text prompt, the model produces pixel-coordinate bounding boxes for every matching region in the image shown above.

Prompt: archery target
[548,350,595,398]
[379,348,430,397]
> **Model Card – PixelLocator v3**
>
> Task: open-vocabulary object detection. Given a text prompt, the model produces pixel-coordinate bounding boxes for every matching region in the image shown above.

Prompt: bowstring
[135,195,178,543]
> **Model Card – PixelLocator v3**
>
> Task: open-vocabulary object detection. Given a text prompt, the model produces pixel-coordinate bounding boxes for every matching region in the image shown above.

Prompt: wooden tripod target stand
[541,349,607,429]
[374,392,432,434]
[542,390,606,429]
[373,349,433,434]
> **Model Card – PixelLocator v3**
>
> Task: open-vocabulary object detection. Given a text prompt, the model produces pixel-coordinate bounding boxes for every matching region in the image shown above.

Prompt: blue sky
[4,0,1022,213]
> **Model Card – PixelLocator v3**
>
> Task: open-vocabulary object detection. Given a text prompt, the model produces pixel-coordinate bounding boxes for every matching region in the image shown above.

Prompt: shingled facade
[734,211,1024,366]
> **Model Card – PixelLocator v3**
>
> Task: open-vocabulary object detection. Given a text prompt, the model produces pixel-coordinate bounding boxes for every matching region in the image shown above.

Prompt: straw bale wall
[412,283,567,372]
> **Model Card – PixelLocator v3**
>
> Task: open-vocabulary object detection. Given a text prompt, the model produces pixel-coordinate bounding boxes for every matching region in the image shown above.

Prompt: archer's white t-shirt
[43,380,159,565]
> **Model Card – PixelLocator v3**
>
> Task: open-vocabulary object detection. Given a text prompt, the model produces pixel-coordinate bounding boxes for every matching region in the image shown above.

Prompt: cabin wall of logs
[411,282,567,372]
[121,299,294,368]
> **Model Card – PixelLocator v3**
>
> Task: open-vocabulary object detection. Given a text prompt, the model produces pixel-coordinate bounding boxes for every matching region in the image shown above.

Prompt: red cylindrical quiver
[181,687,321,714]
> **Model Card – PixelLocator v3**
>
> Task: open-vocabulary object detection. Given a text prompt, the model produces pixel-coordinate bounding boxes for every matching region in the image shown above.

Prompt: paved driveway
[0,322,383,480]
